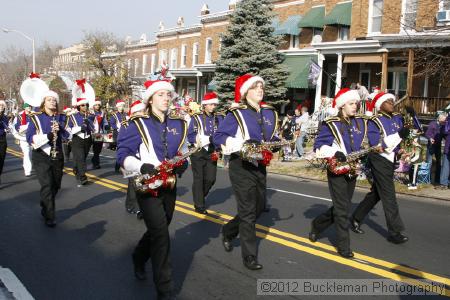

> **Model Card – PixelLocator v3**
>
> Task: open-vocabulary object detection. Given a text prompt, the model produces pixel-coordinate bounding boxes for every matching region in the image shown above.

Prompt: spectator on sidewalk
[281,110,296,161]
[295,106,309,158]
[426,113,447,184]
[436,113,450,189]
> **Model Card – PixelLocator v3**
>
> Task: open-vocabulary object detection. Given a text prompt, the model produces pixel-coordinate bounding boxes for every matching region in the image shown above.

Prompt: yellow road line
[6,148,450,296]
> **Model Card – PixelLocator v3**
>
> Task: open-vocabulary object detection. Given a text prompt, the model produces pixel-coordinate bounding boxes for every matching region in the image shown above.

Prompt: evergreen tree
[214,0,288,107]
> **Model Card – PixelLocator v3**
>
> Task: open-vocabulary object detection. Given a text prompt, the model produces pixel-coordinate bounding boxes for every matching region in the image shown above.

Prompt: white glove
[221,137,244,155]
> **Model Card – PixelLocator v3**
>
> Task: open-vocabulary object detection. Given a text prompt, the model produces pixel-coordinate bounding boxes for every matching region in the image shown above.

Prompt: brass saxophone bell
[164,174,177,190]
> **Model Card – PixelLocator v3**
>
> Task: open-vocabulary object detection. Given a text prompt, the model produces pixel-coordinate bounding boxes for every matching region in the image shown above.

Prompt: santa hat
[234,74,264,103]
[372,92,395,110]
[41,90,60,103]
[129,100,145,115]
[202,92,219,105]
[75,97,88,106]
[327,88,360,116]
[63,106,71,113]
[94,98,102,105]
[115,99,126,108]
[143,80,174,103]
[365,100,374,116]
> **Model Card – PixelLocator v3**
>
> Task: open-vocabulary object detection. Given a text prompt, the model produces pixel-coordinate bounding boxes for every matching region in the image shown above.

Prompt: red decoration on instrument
[259,149,273,166]
[325,157,351,175]
[76,79,86,93]
[29,73,40,79]
[210,151,219,162]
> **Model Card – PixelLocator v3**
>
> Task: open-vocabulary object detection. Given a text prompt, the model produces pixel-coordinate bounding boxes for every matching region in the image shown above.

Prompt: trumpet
[241,139,295,166]
[133,145,201,194]
[50,116,59,160]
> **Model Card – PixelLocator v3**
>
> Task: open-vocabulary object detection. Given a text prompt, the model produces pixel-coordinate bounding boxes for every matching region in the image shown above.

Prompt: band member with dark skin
[213,74,279,271]
[110,100,127,172]
[91,99,108,169]
[309,89,368,258]
[117,80,188,300]
[26,91,70,227]
[187,92,224,214]
[351,92,411,244]
[67,98,94,187]
[0,99,8,186]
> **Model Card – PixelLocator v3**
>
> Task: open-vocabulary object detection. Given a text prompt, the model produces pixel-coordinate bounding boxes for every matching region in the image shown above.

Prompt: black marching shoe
[194,207,208,215]
[337,248,354,258]
[132,254,146,280]
[387,233,409,244]
[221,228,233,252]
[350,218,365,234]
[136,211,144,220]
[243,255,263,270]
[93,165,101,170]
[309,231,318,243]
[45,219,56,228]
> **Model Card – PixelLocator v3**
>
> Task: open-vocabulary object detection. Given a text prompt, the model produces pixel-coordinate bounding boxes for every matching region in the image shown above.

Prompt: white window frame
[150,53,156,74]
[368,0,383,34]
[192,42,199,66]
[134,58,139,77]
[204,37,212,64]
[142,54,148,75]
[181,44,187,68]
[401,0,418,32]
[439,0,450,10]
[159,49,168,67]
[170,48,178,69]
[289,35,300,49]
[127,59,132,71]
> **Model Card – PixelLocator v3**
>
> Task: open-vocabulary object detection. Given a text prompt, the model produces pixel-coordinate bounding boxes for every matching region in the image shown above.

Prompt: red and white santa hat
[129,100,146,115]
[75,97,88,106]
[41,90,60,103]
[143,80,174,104]
[328,88,360,116]
[63,106,71,113]
[115,99,126,108]
[202,92,219,105]
[372,92,395,110]
[234,74,264,103]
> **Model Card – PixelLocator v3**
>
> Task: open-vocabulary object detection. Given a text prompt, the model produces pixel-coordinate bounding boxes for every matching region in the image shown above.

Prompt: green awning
[324,2,352,26]
[275,15,302,35]
[282,55,317,89]
[298,6,325,29]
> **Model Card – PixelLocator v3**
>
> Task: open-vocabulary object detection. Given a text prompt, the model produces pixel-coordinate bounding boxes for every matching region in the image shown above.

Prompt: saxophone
[50,116,59,160]
[241,139,295,166]
[326,143,382,176]
[399,112,422,163]
[133,145,201,193]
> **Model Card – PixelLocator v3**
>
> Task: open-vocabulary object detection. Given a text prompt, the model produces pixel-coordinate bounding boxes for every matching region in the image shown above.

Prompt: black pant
[72,135,92,183]
[222,155,266,258]
[91,141,103,167]
[125,178,138,211]
[134,188,176,296]
[63,141,71,160]
[190,149,217,210]
[312,171,356,251]
[32,150,64,221]
[0,135,6,176]
[352,153,405,234]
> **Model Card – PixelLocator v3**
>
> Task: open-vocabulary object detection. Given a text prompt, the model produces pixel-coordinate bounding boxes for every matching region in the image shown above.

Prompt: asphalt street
[0,139,449,300]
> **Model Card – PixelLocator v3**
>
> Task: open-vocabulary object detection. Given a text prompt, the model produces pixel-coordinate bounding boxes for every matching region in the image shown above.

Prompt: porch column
[196,71,202,102]
[335,52,343,95]
[381,52,388,91]
[314,52,325,112]
[406,49,414,97]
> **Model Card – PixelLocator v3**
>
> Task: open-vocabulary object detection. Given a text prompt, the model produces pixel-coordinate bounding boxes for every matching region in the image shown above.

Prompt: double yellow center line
[6,148,450,296]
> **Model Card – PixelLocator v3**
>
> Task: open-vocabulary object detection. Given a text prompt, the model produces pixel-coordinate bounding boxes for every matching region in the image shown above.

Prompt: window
[159,50,168,67]
[170,48,178,69]
[150,53,156,74]
[289,35,299,48]
[402,0,418,31]
[312,28,323,43]
[439,0,450,10]
[142,54,148,75]
[338,26,349,41]
[127,59,132,71]
[134,58,139,76]
[370,0,383,33]
[181,44,187,67]
[205,38,212,63]
[192,43,199,66]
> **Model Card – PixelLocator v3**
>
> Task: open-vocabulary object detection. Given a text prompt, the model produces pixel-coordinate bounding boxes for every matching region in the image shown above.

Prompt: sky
[0,0,230,54]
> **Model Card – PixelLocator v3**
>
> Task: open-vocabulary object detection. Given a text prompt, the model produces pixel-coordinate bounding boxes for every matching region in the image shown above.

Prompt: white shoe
[407,184,417,190]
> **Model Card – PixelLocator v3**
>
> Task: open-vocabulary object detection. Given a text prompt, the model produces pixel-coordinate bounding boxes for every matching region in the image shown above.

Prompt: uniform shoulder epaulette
[392,112,401,116]
[324,116,340,123]
[229,104,247,111]
[168,114,186,121]
[129,114,149,122]
[355,114,370,120]
[215,111,226,117]
[260,103,275,110]
[191,112,202,117]
[29,111,42,116]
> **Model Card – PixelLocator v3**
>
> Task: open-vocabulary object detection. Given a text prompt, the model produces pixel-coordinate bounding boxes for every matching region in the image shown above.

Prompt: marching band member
[187,92,224,214]
[26,90,70,227]
[14,103,33,177]
[0,98,7,186]
[308,89,368,258]
[213,74,279,270]
[351,92,410,244]
[124,100,146,216]
[67,80,95,187]
[91,99,108,169]
[62,106,73,161]
[117,80,188,299]
[110,99,128,172]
